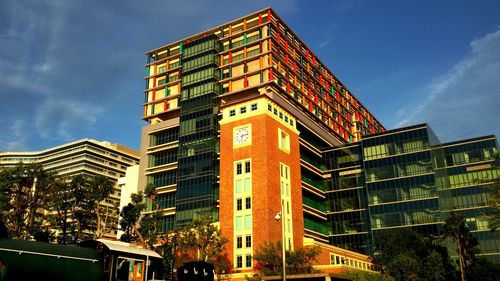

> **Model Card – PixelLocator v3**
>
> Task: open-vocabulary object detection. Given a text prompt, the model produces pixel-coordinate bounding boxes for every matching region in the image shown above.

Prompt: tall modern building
[0,139,140,237]
[138,7,498,277]
[139,7,382,276]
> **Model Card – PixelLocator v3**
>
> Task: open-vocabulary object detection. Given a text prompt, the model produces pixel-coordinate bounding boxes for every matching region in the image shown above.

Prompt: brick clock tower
[219,96,304,276]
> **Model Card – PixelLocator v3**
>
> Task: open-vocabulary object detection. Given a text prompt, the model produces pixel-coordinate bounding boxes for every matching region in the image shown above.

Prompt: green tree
[253,241,282,275]
[119,183,162,248]
[0,162,56,239]
[443,213,480,281]
[86,175,114,239]
[341,270,391,281]
[485,152,500,231]
[373,228,456,281]
[177,216,228,263]
[47,175,87,244]
[468,258,500,281]
[252,241,320,276]
[119,192,147,246]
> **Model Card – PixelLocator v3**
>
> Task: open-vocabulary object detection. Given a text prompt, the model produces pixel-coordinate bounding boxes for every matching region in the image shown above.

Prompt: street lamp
[275,204,286,281]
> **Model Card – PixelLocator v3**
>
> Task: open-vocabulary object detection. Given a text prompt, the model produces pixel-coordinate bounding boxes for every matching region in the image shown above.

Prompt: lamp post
[275,202,286,281]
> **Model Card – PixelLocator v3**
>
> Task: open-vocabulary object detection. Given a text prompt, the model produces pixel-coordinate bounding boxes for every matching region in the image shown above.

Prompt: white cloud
[34,99,104,141]
[395,28,500,141]
[0,120,28,151]
[318,39,331,49]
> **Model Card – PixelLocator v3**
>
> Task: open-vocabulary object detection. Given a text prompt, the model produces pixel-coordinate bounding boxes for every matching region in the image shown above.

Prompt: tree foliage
[341,270,390,281]
[443,213,480,281]
[252,241,320,276]
[0,162,116,242]
[373,228,456,281]
[119,183,163,248]
[485,152,500,231]
[0,162,56,239]
[119,192,147,246]
[177,216,228,263]
[46,174,114,242]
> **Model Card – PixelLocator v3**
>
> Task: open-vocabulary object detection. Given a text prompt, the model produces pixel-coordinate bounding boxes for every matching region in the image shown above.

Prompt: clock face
[235,127,250,144]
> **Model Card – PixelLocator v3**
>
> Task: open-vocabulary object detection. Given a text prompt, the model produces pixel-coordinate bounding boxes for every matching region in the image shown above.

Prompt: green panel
[0,239,102,281]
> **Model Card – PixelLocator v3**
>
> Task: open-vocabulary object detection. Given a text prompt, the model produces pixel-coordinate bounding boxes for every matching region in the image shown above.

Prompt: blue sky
[1,0,499,151]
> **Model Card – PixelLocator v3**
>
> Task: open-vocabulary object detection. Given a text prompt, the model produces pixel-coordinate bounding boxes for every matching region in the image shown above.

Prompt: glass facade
[175,35,222,226]
[311,125,498,261]
[441,136,499,262]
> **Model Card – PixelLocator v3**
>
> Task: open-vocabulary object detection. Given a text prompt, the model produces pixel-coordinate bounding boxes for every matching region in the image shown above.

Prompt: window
[236,216,242,230]
[158,78,166,86]
[245,235,252,247]
[157,66,166,73]
[229,109,236,117]
[246,255,252,267]
[245,161,251,173]
[236,236,243,248]
[240,106,247,114]
[235,179,242,193]
[245,215,251,229]
[236,256,243,268]
[236,163,242,174]
[330,254,336,265]
[236,198,242,211]
[245,197,251,209]
[268,104,272,111]
[279,129,290,152]
[251,103,258,111]
[244,178,251,192]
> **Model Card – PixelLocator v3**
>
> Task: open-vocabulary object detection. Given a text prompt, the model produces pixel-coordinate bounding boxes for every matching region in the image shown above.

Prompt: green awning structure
[0,239,102,281]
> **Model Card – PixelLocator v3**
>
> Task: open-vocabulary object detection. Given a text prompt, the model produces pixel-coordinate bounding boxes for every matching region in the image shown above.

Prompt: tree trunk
[94,203,101,239]
[62,210,67,244]
[132,224,146,247]
[457,238,466,281]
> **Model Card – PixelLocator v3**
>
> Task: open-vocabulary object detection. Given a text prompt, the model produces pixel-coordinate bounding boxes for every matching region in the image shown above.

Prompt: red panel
[244,75,248,88]
[269,68,274,80]
[229,52,232,63]
[164,100,169,111]
[308,102,313,112]
[286,82,290,93]
[258,13,262,25]
[267,9,271,22]
[293,62,297,72]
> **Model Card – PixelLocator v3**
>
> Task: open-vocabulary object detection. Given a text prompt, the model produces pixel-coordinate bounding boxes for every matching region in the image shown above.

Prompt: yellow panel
[232,64,244,77]
[247,59,259,72]
[169,84,179,96]
[154,102,163,113]
[169,98,178,109]
[232,78,244,92]
[248,74,259,87]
